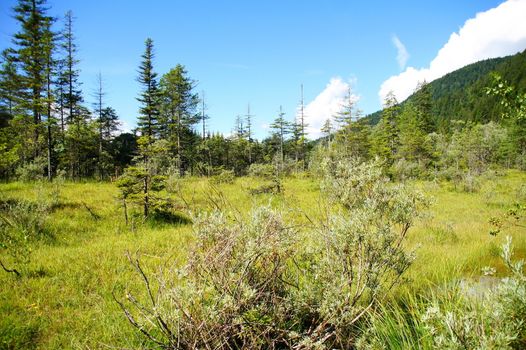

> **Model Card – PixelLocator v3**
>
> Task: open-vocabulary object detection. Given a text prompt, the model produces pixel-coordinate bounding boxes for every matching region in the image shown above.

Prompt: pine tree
[270,106,290,167]
[371,91,400,165]
[12,0,55,158]
[321,118,333,148]
[413,81,434,134]
[137,38,161,147]
[61,10,83,127]
[158,64,198,174]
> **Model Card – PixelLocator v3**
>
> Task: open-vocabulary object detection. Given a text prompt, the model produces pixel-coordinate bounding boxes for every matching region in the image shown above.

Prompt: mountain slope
[366,49,526,127]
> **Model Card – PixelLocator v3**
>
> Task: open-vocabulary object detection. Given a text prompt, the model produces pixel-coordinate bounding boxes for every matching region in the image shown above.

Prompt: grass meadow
[1,171,525,349]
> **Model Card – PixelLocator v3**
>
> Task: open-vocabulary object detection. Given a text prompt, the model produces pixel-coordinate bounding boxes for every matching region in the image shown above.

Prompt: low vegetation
[0,166,524,348]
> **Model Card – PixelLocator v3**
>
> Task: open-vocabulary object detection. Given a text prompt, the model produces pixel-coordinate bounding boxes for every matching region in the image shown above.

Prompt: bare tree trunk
[143,176,149,218]
[123,198,128,225]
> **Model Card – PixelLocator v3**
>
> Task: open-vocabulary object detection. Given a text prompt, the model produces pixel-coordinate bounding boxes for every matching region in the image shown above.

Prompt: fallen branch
[0,259,20,277]
[81,201,101,220]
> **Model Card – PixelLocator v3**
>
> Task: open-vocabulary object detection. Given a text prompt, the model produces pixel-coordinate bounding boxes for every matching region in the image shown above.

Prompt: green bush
[117,157,428,349]
[15,157,47,182]
[0,197,50,275]
[248,163,275,179]
[210,169,235,184]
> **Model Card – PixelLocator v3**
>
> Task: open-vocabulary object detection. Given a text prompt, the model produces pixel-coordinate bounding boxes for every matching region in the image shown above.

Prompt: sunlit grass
[0,170,524,348]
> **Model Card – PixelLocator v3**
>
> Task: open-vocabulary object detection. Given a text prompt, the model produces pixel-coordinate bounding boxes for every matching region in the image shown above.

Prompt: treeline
[0,0,313,182]
[318,76,526,184]
[0,1,135,180]
[1,0,525,184]
[131,37,311,178]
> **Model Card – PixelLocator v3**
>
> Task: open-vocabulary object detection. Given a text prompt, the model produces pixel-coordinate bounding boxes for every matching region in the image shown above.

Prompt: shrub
[248,163,275,179]
[0,198,50,275]
[390,158,427,181]
[117,157,427,349]
[210,169,235,184]
[454,171,481,193]
[15,157,47,182]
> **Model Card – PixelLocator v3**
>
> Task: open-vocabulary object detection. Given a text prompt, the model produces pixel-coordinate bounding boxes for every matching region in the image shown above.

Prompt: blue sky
[1,0,524,139]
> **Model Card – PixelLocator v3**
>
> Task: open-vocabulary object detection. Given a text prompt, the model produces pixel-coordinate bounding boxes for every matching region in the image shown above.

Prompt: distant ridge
[365,49,526,128]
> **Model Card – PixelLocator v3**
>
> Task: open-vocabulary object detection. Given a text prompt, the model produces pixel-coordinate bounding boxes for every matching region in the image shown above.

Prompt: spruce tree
[12,0,55,158]
[158,64,198,174]
[42,17,57,180]
[135,38,161,218]
[0,49,21,117]
[200,91,210,139]
[245,104,254,164]
[321,118,333,148]
[413,81,434,134]
[137,38,161,147]
[61,10,83,127]
[270,106,290,167]
[371,91,400,165]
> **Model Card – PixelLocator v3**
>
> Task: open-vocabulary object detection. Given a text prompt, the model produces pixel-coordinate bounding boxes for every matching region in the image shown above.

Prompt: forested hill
[366,49,526,127]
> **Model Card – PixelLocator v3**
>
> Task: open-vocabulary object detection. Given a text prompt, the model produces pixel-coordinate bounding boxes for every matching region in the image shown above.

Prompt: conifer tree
[371,91,400,165]
[413,81,434,134]
[0,50,20,117]
[334,86,356,128]
[245,104,254,164]
[61,11,83,127]
[12,0,55,158]
[396,102,428,162]
[42,17,57,180]
[200,91,210,139]
[158,64,198,174]
[270,106,290,167]
[321,118,333,148]
[297,84,309,166]
[137,38,161,147]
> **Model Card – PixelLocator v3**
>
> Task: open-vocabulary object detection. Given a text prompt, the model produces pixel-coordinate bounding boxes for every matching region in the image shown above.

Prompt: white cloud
[303,77,359,138]
[379,0,526,104]
[392,35,409,69]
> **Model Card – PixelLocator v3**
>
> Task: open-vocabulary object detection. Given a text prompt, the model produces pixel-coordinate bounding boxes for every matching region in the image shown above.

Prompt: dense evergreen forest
[366,49,526,127]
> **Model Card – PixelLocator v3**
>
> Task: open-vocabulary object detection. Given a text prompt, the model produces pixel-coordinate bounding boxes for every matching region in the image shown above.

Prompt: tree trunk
[123,198,128,225]
[143,176,149,218]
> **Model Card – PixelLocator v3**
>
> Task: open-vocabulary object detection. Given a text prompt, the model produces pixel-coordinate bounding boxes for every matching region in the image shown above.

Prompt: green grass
[0,171,525,349]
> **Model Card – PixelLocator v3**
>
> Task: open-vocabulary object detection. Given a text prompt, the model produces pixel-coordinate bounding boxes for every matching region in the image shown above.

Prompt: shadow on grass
[149,210,192,226]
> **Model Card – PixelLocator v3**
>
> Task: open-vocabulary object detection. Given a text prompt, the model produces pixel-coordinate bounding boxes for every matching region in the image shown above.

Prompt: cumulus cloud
[379,0,526,104]
[392,35,409,69]
[303,77,359,138]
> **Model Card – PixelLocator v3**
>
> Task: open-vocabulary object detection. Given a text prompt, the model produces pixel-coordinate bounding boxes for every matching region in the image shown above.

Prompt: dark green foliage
[370,91,400,166]
[136,38,161,145]
[365,50,526,129]
[158,64,199,174]
[109,134,136,177]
